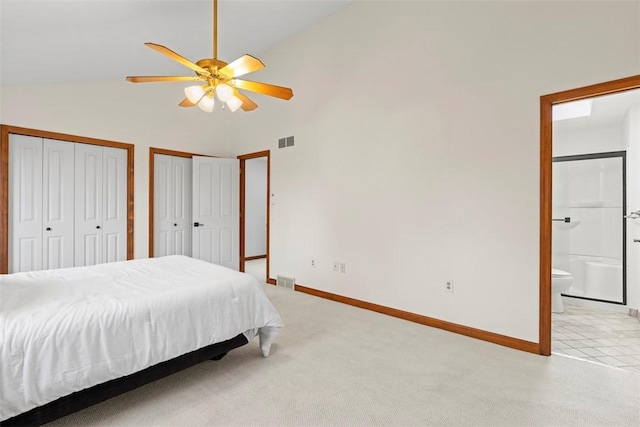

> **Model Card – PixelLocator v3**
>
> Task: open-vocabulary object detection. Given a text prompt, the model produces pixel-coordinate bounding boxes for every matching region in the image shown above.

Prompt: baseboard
[245,254,267,261]
[267,276,539,354]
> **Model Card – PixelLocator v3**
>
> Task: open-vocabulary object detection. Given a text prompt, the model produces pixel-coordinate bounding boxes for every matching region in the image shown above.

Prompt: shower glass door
[552,152,626,305]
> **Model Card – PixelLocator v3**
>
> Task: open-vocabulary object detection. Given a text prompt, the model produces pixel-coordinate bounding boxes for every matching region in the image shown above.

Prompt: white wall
[1,1,639,343]
[224,1,640,342]
[0,80,236,259]
[554,126,624,156]
[245,157,267,257]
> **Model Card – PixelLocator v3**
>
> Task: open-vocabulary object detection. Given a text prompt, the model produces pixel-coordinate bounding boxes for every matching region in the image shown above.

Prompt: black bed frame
[1,334,249,426]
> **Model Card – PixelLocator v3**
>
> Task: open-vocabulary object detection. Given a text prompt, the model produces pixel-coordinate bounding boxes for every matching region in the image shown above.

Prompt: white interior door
[9,134,43,273]
[154,154,192,257]
[192,156,239,270]
[154,154,172,257]
[172,156,192,256]
[102,146,128,263]
[42,139,75,269]
[75,143,104,266]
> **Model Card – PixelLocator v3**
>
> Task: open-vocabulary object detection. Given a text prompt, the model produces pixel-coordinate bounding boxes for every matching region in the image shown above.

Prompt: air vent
[278,135,294,149]
[276,275,295,290]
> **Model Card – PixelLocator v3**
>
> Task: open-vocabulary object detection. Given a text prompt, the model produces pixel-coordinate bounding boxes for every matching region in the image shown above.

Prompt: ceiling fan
[126,0,293,112]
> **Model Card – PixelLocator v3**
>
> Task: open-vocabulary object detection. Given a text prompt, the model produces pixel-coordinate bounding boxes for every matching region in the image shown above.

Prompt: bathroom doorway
[540,75,640,369]
[238,150,270,284]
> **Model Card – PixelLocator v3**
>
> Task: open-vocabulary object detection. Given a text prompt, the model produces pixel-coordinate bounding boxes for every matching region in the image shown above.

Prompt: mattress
[0,255,283,421]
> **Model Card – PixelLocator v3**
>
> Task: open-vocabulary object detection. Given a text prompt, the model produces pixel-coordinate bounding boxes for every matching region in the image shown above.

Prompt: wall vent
[278,135,295,149]
[276,275,295,290]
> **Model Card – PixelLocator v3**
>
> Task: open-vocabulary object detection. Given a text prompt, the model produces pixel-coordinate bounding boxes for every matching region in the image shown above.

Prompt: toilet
[552,269,573,313]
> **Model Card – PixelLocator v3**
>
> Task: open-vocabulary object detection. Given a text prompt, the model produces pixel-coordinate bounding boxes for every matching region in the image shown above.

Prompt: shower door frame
[552,150,627,306]
[539,74,640,356]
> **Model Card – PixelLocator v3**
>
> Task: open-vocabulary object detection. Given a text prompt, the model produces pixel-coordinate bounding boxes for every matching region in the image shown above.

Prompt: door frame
[0,125,135,274]
[238,150,270,282]
[539,74,640,355]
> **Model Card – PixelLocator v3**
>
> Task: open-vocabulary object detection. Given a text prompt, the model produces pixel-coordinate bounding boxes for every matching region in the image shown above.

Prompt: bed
[0,255,283,425]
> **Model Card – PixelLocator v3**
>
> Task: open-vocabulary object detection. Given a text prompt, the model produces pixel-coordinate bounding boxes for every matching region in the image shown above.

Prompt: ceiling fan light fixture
[198,93,215,112]
[215,83,234,102]
[126,0,293,113]
[227,96,242,112]
[185,85,206,104]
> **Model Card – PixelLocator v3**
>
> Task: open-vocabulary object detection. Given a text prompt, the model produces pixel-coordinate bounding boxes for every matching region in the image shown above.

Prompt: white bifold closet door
[74,144,128,267]
[9,135,75,272]
[154,154,192,257]
[192,156,239,270]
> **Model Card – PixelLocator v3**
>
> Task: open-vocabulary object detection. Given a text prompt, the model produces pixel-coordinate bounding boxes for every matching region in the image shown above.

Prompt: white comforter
[0,255,283,421]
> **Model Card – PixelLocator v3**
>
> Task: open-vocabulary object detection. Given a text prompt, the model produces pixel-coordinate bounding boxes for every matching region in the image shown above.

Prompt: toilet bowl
[552,269,573,313]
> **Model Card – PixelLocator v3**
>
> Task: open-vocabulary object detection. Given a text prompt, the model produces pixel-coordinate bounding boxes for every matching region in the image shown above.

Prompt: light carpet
[48,283,640,426]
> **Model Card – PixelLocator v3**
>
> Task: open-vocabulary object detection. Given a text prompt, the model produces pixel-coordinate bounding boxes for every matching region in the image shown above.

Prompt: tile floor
[552,304,640,373]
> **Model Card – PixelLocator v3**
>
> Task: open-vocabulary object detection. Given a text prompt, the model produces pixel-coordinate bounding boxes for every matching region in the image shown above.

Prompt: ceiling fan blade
[233,89,258,111]
[233,79,293,100]
[126,76,204,83]
[178,98,196,107]
[144,42,211,76]
[218,55,265,78]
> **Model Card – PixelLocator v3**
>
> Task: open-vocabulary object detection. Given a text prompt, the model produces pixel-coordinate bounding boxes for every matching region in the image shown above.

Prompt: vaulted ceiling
[0,0,352,86]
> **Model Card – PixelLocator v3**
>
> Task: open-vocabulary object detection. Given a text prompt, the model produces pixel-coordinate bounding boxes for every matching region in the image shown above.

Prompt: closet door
[42,139,75,269]
[102,146,128,263]
[8,136,74,272]
[154,154,172,256]
[75,144,127,266]
[154,154,192,257]
[192,156,239,270]
[171,156,192,256]
[8,134,43,272]
[75,144,104,266]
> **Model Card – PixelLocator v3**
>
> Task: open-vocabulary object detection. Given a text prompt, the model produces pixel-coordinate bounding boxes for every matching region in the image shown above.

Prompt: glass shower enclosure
[552,151,626,305]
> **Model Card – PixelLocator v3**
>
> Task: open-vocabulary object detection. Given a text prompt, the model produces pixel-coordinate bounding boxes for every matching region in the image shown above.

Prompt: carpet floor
[47,283,640,426]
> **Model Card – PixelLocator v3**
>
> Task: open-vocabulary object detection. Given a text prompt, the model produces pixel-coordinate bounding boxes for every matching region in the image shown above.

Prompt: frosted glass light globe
[227,96,242,112]
[215,83,234,102]
[184,85,205,104]
[197,94,215,112]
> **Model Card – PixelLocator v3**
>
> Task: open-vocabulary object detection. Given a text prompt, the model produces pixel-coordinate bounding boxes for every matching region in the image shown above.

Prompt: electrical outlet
[445,280,454,293]
[333,262,339,272]
[340,262,346,273]
[311,259,316,267]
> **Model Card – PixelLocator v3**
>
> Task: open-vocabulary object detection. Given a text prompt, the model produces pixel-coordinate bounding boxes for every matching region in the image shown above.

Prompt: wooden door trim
[0,125,135,274]
[539,74,640,355]
[238,150,270,281]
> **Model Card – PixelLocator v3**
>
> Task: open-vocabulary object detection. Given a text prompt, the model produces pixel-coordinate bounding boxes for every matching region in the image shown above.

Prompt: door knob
[194,222,204,227]
[634,239,640,243]
[46,227,51,231]
[96,225,101,229]
[174,223,177,227]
